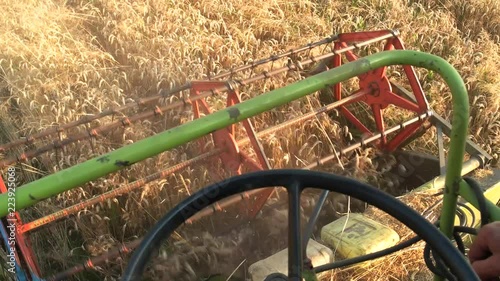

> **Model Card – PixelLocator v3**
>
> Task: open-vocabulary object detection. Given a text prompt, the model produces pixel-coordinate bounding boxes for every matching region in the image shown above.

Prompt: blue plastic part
[0,220,30,281]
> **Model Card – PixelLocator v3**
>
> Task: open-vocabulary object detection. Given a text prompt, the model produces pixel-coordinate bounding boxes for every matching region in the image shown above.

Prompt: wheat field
[1,0,499,280]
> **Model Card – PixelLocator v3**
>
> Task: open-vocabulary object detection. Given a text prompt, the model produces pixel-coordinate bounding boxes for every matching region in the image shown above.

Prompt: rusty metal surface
[0,31,396,168]
[2,30,451,280]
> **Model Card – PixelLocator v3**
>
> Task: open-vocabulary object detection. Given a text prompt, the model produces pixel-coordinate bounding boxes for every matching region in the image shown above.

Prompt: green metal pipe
[458,180,500,221]
[0,51,470,245]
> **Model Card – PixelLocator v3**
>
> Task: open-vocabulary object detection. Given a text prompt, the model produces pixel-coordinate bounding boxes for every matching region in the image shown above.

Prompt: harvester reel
[322,32,430,151]
[121,169,479,281]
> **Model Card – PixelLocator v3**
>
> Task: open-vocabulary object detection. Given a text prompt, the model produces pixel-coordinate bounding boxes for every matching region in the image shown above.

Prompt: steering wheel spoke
[121,169,480,281]
[286,180,304,280]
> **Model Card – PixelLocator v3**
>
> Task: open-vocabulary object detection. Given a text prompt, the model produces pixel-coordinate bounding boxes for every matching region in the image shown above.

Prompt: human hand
[468,222,500,281]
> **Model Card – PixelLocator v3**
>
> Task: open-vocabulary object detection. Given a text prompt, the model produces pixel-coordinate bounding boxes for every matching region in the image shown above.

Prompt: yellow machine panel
[320,213,400,259]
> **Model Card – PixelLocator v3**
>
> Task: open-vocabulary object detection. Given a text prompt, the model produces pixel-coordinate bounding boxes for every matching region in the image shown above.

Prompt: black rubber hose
[316,179,486,278]
[120,169,480,281]
[314,236,421,272]
[457,202,476,227]
[463,177,490,227]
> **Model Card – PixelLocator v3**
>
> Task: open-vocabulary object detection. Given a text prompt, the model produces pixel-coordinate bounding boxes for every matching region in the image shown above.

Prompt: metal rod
[436,123,446,175]
[0,51,471,233]
[0,91,216,168]
[304,112,432,169]
[241,32,396,86]
[19,93,367,233]
[154,116,428,225]
[413,156,483,193]
[185,188,263,224]
[0,31,395,155]
[19,149,221,233]
[209,33,341,80]
[0,37,375,169]
[392,82,491,164]
[44,153,483,281]
[287,181,303,280]
[45,239,141,281]
[430,112,492,165]
[252,90,367,138]
[0,83,191,153]
[231,91,272,170]
[302,190,329,255]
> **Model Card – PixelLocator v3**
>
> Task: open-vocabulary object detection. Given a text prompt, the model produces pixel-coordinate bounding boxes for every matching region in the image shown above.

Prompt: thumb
[471,255,500,281]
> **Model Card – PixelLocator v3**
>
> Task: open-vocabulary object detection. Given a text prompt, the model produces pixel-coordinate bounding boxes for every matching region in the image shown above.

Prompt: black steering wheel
[121,169,479,281]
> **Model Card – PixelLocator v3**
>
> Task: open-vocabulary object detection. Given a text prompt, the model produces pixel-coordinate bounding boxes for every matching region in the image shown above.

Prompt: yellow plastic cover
[320,213,400,259]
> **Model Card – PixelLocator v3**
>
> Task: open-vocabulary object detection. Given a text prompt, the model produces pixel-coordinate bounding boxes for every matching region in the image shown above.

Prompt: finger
[471,255,500,281]
[469,229,492,262]
[469,223,500,262]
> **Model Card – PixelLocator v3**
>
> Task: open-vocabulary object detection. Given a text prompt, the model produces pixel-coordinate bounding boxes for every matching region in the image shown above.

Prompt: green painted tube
[458,180,500,221]
[0,51,470,241]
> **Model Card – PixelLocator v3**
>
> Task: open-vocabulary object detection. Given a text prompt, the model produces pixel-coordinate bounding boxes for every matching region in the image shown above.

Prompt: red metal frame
[0,30,435,280]
[0,175,42,280]
[190,81,273,217]
[328,31,430,151]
